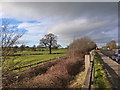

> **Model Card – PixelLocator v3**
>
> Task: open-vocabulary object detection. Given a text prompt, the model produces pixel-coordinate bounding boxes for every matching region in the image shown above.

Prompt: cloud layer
[1,2,118,47]
[0,0,119,2]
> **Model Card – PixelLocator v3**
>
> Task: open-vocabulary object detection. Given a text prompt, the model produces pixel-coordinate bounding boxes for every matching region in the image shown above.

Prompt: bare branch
[1,19,25,61]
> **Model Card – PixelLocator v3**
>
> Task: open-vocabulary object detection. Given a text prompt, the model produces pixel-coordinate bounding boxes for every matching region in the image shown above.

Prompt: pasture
[3,48,67,71]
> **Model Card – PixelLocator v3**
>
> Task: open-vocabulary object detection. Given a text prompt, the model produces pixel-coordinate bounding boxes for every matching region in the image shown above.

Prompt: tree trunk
[49,38,52,54]
[49,45,52,54]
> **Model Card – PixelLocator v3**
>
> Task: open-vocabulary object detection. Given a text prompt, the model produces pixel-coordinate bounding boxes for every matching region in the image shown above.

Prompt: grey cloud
[48,16,117,43]
[2,2,118,21]
[1,2,118,46]
[0,0,119,2]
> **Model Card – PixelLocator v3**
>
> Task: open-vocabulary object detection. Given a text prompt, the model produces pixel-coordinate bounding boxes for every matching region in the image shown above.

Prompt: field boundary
[3,53,65,57]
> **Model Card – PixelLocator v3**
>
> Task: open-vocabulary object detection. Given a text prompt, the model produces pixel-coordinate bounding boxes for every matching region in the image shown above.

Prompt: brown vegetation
[2,37,96,88]
[2,57,67,88]
[3,56,84,88]
[68,37,96,57]
[23,59,83,88]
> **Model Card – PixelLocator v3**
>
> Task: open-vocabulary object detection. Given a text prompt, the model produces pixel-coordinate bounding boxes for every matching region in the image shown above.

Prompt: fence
[82,50,94,90]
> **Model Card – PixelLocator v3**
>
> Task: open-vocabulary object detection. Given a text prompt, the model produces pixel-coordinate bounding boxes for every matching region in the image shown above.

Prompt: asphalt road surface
[98,52,120,89]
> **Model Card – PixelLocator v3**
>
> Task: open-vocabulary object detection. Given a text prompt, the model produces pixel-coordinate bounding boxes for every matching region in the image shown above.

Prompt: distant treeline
[2,44,64,52]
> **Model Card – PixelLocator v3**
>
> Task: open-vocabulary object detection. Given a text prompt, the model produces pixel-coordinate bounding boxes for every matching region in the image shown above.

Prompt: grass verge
[68,71,85,88]
[94,53,111,89]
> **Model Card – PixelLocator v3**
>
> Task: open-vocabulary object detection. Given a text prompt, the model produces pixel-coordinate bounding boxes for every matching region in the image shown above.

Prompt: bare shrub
[22,57,67,78]
[10,57,84,88]
[15,64,70,88]
[23,73,69,88]
[68,37,96,57]
[2,57,65,88]
[4,57,70,88]
[64,59,84,76]
[5,55,85,88]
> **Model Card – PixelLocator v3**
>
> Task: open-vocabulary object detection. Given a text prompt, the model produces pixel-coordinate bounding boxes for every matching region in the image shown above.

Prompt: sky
[0,1,118,47]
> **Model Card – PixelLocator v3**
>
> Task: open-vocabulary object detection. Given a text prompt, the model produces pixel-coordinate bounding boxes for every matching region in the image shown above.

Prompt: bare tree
[1,19,25,61]
[106,40,117,49]
[40,33,57,54]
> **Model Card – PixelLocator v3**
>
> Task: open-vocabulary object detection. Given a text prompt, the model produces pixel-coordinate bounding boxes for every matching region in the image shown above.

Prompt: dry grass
[2,57,67,88]
[7,56,84,88]
[68,71,86,88]
[2,36,96,89]
[2,44,88,88]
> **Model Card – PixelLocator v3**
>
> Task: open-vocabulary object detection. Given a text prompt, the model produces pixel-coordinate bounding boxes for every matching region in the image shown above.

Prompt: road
[98,52,120,89]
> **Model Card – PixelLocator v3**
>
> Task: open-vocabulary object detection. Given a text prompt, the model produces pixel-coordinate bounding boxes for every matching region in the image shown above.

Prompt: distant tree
[106,40,117,49]
[25,46,29,48]
[20,45,26,51]
[33,45,36,48]
[52,44,61,49]
[25,46,30,51]
[32,45,36,51]
[57,44,62,48]
[13,45,19,52]
[40,33,57,54]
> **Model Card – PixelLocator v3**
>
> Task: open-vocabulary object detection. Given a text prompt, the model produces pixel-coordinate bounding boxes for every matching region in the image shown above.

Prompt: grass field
[3,48,67,71]
[15,48,66,55]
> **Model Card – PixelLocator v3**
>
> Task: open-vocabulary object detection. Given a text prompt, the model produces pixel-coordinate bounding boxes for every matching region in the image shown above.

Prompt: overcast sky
[0,2,118,47]
[0,0,119,2]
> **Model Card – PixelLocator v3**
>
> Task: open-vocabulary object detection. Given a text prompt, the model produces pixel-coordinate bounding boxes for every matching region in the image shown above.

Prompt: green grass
[15,48,67,55]
[3,49,67,71]
[94,53,111,89]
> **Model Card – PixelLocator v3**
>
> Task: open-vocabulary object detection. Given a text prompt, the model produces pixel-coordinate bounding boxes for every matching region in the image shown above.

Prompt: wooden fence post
[82,55,91,89]
[85,55,90,73]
